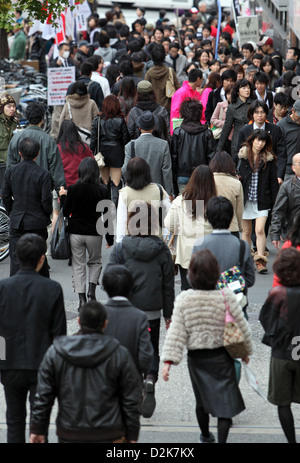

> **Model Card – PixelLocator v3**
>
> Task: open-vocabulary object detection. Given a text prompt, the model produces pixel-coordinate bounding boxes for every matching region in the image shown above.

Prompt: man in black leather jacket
[30,302,142,443]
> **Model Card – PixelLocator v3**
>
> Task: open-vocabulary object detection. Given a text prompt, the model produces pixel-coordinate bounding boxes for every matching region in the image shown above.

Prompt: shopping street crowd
[0,1,300,445]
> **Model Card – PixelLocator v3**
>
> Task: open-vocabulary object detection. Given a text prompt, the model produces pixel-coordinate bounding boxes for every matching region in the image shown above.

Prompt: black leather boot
[87,283,96,301]
[78,293,87,311]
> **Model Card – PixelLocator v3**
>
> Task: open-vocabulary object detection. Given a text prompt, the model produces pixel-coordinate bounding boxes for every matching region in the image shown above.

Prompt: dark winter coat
[270,175,300,241]
[0,269,66,371]
[127,101,170,141]
[259,286,300,361]
[30,334,142,442]
[237,146,279,211]
[171,121,215,178]
[217,97,256,161]
[236,122,287,181]
[107,235,175,319]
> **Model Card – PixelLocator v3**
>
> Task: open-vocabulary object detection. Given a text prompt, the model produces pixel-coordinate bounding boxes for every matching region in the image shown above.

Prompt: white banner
[47,66,75,106]
[237,15,259,47]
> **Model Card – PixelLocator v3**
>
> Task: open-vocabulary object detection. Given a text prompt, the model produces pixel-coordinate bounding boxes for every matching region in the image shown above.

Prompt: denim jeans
[177,176,190,194]
[1,370,38,443]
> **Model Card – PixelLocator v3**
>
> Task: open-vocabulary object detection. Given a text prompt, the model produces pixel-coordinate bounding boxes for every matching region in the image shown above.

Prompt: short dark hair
[179,97,203,122]
[231,79,254,104]
[221,31,232,44]
[188,249,220,290]
[99,33,110,47]
[58,42,69,50]
[120,59,134,76]
[253,71,270,86]
[25,101,45,125]
[188,68,203,82]
[283,59,297,71]
[273,248,300,287]
[126,157,152,190]
[69,80,88,96]
[19,137,40,160]
[151,43,165,65]
[242,43,254,53]
[80,62,93,77]
[206,196,234,230]
[288,47,300,59]
[273,92,290,107]
[16,233,47,270]
[221,69,237,82]
[79,301,107,334]
[247,100,269,120]
[102,265,134,298]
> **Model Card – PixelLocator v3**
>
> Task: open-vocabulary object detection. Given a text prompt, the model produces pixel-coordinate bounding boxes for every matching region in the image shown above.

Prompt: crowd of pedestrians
[0,1,300,444]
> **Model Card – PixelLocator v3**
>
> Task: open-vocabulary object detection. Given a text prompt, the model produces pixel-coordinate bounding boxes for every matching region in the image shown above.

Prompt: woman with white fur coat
[161,249,253,444]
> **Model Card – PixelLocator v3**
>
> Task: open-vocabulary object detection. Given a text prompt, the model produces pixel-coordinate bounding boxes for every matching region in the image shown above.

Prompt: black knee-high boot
[87,283,97,301]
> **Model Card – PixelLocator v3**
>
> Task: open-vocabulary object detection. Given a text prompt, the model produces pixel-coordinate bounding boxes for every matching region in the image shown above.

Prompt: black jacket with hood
[171,121,215,178]
[107,235,174,319]
[30,334,142,442]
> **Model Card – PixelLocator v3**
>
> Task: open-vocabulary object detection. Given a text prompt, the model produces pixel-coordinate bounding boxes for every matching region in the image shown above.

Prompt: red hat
[257,36,273,47]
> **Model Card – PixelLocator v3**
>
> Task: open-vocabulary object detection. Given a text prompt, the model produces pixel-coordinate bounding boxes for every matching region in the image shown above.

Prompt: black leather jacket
[30,334,142,442]
[90,115,130,155]
[270,176,300,241]
[171,122,215,178]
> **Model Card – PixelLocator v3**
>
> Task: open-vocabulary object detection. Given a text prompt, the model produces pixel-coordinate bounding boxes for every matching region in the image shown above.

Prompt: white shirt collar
[253,121,266,130]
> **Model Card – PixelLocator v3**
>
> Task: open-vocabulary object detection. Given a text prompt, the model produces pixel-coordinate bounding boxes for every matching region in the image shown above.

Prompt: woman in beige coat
[164,165,215,290]
[209,151,244,237]
[59,81,99,144]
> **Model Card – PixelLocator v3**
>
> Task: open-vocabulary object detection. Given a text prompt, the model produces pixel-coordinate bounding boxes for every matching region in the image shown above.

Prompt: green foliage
[0,0,86,31]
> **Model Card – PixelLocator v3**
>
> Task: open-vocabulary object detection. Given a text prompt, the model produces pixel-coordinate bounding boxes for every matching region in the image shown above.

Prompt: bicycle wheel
[0,206,10,262]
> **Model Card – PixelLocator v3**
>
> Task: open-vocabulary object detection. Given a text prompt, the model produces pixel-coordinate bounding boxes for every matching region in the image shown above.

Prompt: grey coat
[217,98,256,161]
[122,133,174,195]
[193,231,255,290]
[165,54,188,86]
[104,298,154,377]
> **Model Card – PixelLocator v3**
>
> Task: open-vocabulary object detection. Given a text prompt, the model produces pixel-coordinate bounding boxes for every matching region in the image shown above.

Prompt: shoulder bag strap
[67,102,72,120]
[156,183,163,201]
[97,117,100,153]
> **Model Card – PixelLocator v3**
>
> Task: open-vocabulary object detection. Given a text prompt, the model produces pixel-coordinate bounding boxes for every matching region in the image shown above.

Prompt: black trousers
[147,318,160,382]
[9,227,49,277]
[0,370,38,443]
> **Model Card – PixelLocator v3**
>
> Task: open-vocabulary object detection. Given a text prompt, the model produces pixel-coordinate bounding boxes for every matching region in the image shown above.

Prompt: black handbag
[51,210,71,260]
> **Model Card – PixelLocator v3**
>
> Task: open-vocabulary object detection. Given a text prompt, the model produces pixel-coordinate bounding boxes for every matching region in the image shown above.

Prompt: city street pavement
[0,235,299,445]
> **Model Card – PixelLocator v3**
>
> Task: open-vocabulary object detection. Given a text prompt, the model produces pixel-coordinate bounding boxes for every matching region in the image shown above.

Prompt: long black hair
[57,120,86,154]
[77,157,100,185]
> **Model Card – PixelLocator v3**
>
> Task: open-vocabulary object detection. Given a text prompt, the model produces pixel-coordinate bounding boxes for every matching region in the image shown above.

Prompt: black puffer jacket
[90,115,130,154]
[107,235,175,319]
[171,121,215,178]
[30,334,142,442]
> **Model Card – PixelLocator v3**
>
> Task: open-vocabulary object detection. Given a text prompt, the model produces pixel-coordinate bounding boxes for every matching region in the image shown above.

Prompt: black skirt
[187,347,245,418]
[101,146,124,168]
